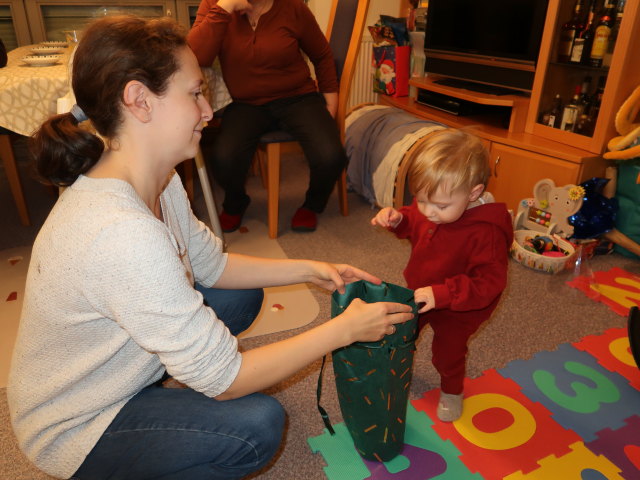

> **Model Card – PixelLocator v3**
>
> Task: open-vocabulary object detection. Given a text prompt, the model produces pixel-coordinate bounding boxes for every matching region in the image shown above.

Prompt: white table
[0,45,72,136]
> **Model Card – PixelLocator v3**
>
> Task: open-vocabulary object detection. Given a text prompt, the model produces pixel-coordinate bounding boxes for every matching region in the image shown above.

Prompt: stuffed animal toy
[603,84,640,161]
[602,84,640,259]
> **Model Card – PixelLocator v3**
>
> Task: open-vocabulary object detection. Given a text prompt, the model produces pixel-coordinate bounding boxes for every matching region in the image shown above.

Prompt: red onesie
[393,199,514,394]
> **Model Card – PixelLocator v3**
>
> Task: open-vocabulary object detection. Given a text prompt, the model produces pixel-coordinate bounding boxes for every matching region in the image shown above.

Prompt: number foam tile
[573,327,640,390]
[499,343,640,443]
[413,369,580,479]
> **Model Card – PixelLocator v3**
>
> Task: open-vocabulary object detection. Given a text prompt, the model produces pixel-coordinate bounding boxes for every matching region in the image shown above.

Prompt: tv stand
[434,78,524,97]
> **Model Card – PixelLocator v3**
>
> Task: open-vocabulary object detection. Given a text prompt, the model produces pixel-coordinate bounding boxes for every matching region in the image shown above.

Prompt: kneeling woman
[7,15,412,480]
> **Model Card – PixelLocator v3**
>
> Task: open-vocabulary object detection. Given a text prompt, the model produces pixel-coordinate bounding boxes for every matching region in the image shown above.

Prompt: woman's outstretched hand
[336,298,414,344]
[305,261,382,294]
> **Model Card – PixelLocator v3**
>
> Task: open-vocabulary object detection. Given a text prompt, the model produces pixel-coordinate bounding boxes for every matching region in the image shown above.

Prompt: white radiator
[347,35,377,110]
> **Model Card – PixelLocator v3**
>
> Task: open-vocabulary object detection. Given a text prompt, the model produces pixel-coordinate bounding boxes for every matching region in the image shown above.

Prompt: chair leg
[0,134,30,226]
[194,148,224,241]
[266,143,281,239]
[338,169,349,216]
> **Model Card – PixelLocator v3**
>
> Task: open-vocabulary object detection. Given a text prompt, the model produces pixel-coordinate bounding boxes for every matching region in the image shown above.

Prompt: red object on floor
[291,207,317,232]
[219,210,243,233]
[6,291,17,301]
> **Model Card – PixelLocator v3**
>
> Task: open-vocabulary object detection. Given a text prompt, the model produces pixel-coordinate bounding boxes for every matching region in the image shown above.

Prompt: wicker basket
[510,230,577,274]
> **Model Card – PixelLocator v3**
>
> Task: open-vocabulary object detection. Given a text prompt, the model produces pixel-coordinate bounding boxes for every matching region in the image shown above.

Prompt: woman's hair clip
[70,104,88,123]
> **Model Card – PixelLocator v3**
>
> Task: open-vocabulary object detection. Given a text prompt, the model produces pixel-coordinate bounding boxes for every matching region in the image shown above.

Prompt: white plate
[31,45,66,55]
[39,41,68,48]
[21,55,62,66]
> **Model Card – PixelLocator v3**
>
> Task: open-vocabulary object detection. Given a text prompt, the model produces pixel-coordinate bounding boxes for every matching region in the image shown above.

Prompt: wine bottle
[578,76,593,115]
[560,87,581,132]
[539,94,563,128]
[558,0,587,62]
[574,113,594,136]
[570,0,595,63]
[587,76,606,125]
[589,0,616,67]
[603,0,625,66]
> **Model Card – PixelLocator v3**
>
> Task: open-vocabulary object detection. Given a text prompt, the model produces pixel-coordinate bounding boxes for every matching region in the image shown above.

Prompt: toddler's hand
[371,207,403,229]
[414,287,435,313]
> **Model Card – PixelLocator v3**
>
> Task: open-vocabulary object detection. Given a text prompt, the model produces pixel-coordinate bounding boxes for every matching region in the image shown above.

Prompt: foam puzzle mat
[308,327,640,479]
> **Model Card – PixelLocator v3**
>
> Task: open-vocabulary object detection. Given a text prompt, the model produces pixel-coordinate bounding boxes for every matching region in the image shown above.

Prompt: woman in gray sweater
[7,15,413,480]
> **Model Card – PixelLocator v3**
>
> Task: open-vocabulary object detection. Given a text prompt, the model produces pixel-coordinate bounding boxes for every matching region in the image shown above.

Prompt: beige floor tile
[0,246,31,388]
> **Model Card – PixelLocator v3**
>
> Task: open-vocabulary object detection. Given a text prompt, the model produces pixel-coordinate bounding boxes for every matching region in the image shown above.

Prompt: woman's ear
[122,80,152,123]
[469,183,485,202]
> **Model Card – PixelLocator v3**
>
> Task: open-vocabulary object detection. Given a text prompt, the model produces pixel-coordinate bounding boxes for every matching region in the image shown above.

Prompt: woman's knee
[238,394,285,468]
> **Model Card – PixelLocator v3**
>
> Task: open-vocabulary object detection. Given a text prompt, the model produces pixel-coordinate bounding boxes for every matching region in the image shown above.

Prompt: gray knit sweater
[7,173,241,478]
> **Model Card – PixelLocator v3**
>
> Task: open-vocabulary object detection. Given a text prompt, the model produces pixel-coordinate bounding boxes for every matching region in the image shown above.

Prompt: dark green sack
[317,281,419,462]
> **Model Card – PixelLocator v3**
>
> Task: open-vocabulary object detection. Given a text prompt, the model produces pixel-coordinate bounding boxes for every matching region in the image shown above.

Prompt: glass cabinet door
[525,0,639,154]
[25,0,177,42]
[1,0,32,48]
[175,0,199,28]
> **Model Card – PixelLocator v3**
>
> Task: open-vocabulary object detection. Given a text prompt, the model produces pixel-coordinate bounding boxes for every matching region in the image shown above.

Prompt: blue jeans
[73,286,286,480]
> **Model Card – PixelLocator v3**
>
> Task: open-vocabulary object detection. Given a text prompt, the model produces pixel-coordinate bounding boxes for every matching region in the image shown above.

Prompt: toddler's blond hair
[408,128,490,197]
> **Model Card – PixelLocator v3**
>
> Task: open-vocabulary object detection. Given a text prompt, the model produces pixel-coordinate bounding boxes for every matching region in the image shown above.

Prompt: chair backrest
[325,0,371,141]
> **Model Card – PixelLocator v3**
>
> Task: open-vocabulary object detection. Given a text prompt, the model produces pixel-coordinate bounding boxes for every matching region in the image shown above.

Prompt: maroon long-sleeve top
[187,0,339,105]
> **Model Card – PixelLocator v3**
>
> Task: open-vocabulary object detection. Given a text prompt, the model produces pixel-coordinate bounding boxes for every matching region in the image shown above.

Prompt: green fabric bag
[317,281,419,462]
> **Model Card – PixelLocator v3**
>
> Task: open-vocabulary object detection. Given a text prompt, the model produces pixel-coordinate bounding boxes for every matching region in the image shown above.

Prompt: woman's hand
[414,286,435,313]
[336,298,414,344]
[217,0,252,14]
[304,261,381,294]
[371,207,403,229]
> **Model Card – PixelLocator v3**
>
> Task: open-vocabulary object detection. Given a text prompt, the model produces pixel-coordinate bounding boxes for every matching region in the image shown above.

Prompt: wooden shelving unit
[379,0,639,212]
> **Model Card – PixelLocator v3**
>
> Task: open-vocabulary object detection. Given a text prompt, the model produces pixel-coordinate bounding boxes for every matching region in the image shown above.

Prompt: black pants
[211,92,347,215]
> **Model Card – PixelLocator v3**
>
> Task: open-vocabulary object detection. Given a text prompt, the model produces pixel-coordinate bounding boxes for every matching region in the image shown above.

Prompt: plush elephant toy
[532,179,584,236]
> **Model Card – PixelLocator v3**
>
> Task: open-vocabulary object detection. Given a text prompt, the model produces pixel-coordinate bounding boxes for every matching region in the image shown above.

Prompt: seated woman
[188,0,346,233]
[7,15,413,480]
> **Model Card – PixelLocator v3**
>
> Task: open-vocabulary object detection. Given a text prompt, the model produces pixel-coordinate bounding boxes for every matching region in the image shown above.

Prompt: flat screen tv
[423,0,549,94]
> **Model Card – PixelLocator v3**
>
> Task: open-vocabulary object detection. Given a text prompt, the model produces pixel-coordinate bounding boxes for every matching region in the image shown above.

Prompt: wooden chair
[0,128,30,226]
[255,0,371,238]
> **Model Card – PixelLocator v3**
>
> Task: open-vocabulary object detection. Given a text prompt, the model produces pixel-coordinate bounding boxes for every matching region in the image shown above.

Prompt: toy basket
[510,230,577,274]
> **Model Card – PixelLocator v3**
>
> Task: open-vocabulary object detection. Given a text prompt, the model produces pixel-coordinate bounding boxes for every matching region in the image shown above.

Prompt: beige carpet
[0,220,318,389]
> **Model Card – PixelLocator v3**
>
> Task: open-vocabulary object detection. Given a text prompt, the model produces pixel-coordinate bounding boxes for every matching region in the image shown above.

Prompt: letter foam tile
[573,327,640,390]
[499,343,640,443]
[412,369,580,479]
[586,415,640,479]
[307,403,482,480]
[567,267,640,317]
[503,441,624,480]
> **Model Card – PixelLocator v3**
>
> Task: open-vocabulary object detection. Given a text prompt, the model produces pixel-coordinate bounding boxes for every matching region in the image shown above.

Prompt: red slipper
[291,207,317,232]
[219,210,243,233]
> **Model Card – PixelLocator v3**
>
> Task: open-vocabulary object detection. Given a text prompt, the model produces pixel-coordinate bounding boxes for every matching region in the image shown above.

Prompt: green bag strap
[316,354,336,435]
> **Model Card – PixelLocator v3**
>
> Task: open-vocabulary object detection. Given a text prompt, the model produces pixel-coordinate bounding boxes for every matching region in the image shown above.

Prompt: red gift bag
[372,45,410,98]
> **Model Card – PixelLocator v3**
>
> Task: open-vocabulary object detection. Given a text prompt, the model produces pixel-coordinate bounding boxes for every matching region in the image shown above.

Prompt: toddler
[372,128,513,421]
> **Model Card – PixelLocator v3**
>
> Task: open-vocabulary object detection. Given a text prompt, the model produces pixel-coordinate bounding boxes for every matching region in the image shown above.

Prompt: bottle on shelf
[539,94,564,128]
[578,76,593,115]
[587,75,607,126]
[574,113,594,136]
[589,0,617,67]
[570,0,596,63]
[558,0,587,62]
[560,86,581,132]
[603,0,625,66]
